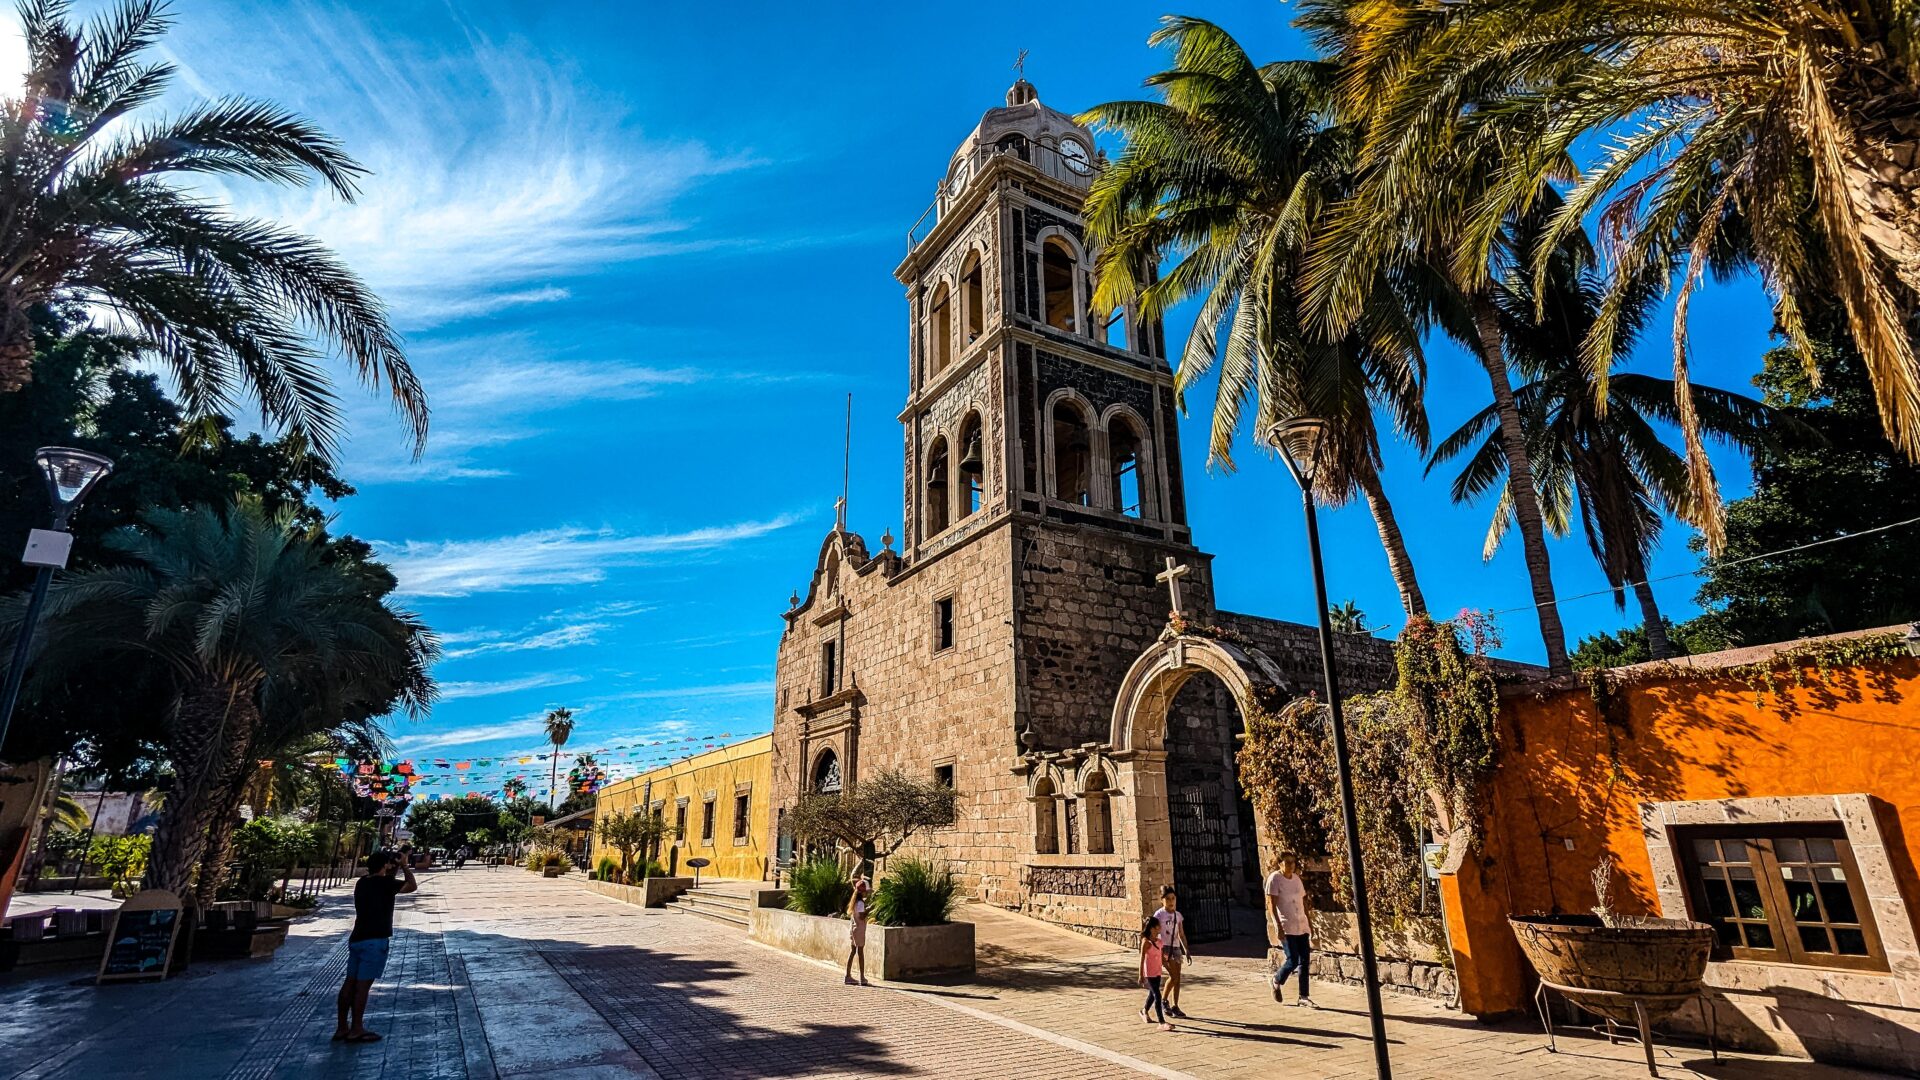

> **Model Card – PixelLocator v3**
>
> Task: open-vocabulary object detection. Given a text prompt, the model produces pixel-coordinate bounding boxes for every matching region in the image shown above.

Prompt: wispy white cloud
[391,716,553,754]
[431,359,703,413]
[379,514,803,597]
[437,672,587,700]
[443,621,606,661]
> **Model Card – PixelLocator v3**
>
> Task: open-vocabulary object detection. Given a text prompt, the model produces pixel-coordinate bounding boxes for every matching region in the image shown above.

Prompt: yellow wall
[594,735,772,881]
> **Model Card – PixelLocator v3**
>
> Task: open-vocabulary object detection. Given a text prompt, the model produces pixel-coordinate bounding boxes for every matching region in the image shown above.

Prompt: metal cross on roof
[1014,49,1028,78]
[1157,556,1190,619]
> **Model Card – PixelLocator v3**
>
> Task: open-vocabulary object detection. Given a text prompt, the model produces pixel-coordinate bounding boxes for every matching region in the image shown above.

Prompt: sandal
[350,1032,384,1043]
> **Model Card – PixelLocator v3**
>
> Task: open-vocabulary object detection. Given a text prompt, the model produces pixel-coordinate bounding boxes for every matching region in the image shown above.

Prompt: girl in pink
[1138,916,1172,1030]
[844,875,872,985]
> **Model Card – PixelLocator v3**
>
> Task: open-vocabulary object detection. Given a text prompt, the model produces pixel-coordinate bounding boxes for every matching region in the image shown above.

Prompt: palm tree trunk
[1470,297,1569,674]
[549,749,559,811]
[1354,465,1427,620]
[147,684,248,894]
[1622,547,1673,660]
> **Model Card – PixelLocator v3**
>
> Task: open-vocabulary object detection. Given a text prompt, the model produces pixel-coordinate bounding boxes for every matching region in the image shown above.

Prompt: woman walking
[1266,853,1316,1007]
[844,874,872,986]
[1138,917,1173,1031]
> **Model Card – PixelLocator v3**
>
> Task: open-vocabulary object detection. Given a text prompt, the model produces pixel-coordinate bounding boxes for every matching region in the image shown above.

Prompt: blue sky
[43,2,1782,780]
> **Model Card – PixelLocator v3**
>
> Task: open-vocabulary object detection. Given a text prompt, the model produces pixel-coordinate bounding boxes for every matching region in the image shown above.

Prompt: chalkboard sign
[97,889,183,983]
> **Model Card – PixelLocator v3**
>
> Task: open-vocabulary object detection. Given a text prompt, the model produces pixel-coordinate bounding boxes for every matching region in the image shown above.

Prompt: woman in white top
[844,875,872,986]
[1265,853,1315,1006]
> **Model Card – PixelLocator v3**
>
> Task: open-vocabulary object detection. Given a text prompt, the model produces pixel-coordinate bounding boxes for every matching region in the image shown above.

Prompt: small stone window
[926,436,951,537]
[1678,823,1887,970]
[927,282,952,376]
[933,596,955,653]
[820,640,838,696]
[1083,771,1114,855]
[1042,238,1077,333]
[960,252,984,344]
[674,800,688,842]
[701,798,716,843]
[1051,401,1092,506]
[934,762,955,789]
[733,791,750,842]
[1032,776,1059,855]
[1109,417,1148,518]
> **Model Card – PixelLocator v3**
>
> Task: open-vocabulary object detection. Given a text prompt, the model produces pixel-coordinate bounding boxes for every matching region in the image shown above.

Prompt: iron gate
[1169,783,1236,942]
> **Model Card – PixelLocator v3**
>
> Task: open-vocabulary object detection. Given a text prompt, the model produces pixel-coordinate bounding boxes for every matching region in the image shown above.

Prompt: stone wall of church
[770,525,1028,906]
[1212,609,1400,699]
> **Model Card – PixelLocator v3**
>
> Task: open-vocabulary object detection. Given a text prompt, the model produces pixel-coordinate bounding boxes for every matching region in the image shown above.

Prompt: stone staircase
[664,881,760,929]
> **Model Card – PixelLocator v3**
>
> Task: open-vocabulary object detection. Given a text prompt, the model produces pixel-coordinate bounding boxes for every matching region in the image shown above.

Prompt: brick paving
[0,868,1900,1078]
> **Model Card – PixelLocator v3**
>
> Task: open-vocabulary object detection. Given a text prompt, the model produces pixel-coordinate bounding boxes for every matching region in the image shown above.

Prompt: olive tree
[786,768,958,876]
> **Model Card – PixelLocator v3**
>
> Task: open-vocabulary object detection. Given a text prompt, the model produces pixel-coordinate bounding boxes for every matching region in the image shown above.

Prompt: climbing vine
[1235,615,1502,937]
[1583,631,1910,711]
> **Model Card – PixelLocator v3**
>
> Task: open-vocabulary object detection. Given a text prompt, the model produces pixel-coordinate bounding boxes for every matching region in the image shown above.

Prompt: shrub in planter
[625,857,666,884]
[594,855,621,881]
[786,856,853,917]
[871,857,958,926]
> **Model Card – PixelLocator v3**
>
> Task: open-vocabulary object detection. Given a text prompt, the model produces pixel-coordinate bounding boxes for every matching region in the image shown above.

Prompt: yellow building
[594,735,772,881]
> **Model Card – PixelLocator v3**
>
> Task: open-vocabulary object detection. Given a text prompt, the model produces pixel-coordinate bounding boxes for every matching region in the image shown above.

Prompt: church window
[926,436,951,536]
[933,596,954,652]
[927,282,952,376]
[821,640,838,695]
[1051,401,1092,506]
[1042,238,1077,333]
[813,749,842,795]
[1032,776,1059,854]
[957,412,984,517]
[933,762,954,789]
[961,252,984,344]
[1109,416,1147,518]
[1104,307,1128,350]
[1083,771,1114,854]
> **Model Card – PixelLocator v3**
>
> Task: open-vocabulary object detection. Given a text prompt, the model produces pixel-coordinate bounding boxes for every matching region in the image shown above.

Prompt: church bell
[959,433,984,475]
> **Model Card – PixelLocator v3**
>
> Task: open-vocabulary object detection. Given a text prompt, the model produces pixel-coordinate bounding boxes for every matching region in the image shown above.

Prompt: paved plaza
[0,869,1896,1079]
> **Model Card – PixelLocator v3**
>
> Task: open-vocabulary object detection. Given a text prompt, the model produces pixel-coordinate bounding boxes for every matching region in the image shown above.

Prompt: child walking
[1138,916,1173,1031]
[844,875,872,986]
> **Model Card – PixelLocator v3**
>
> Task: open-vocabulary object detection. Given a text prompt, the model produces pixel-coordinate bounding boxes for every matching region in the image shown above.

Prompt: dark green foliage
[785,856,854,917]
[870,857,958,927]
[1570,623,1695,671]
[1687,343,1920,646]
[594,855,621,882]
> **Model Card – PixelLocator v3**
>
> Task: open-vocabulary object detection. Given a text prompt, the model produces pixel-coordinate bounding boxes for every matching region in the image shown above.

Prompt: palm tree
[1327,600,1369,635]
[543,707,575,811]
[1297,0,1920,549]
[1080,17,1432,620]
[0,0,426,460]
[1432,215,1774,657]
[5,499,435,895]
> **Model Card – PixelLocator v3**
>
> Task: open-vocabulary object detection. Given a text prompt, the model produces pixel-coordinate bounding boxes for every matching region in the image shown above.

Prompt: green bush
[870,857,958,926]
[625,857,666,883]
[786,856,853,917]
[594,855,621,881]
[89,834,150,895]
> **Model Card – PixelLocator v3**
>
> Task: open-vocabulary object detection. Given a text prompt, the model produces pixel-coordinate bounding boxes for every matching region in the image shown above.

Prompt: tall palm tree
[544,707,575,811]
[1298,0,1577,672]
[1080,17,1432,620]
[5,499,436,894]
[1297,0,1920,549]
[1432,215,1774,657]
[0,0,426,460]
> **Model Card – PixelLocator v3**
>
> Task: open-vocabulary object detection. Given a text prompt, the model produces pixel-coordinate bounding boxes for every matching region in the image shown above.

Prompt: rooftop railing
[907,138,1096,252]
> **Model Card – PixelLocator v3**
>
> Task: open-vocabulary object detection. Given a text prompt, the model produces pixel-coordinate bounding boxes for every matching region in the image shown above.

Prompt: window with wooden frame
[1676,823,1886,971]
[701,798,716,843]
[733,791,750,842]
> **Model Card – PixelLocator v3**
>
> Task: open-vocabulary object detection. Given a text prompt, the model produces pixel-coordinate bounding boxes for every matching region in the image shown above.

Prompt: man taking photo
[333,850,418,1043]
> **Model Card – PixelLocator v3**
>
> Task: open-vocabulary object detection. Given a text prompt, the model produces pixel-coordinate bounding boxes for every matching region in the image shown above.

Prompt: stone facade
[769,80,1395,943]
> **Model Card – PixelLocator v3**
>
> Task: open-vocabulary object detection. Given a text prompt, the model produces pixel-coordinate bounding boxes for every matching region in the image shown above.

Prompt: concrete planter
[749,905,974,981]
[542,866,563,878]
[581,876,693,908]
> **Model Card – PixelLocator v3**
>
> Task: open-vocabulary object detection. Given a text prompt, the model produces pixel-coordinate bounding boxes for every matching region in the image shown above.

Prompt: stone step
[681,888,754,909]
[670,894,750,928]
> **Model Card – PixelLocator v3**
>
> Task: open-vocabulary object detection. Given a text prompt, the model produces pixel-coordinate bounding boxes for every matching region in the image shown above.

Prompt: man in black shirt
[333,850,417,1042]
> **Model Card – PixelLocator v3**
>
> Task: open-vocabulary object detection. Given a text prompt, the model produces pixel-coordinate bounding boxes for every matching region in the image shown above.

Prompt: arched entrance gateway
[1107,631,1296,943]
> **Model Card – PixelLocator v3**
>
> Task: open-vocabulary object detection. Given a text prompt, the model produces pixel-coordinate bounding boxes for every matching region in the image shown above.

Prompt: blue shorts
[345,937,390,981]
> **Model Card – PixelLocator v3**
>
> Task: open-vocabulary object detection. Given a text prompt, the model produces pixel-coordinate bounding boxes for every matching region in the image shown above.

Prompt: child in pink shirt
[1138,916,1173,1031]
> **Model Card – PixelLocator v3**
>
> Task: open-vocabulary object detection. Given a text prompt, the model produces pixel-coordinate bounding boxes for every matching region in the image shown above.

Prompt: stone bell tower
[893,78,1212,750]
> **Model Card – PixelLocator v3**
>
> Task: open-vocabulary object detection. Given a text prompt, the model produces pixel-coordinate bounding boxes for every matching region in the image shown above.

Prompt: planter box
[749,905,974,981]
[542,866,564,878]
[581,876,693,908]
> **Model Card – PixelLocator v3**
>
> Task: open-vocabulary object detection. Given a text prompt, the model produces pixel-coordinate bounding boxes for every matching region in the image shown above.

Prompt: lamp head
[34,446,114,527]
[1266,417,1331,491]
[1904,622,1920,659]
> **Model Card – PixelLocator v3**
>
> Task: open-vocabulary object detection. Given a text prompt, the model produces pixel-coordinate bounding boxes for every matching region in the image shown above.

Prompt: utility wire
[1483,512,1920,620]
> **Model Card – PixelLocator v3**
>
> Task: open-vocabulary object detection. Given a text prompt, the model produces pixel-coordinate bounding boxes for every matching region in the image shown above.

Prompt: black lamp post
[0,447,114,755]
[1268,416,1393,1080]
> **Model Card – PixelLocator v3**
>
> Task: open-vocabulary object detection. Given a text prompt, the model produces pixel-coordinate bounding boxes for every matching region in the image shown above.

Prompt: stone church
[770,79,1394,945]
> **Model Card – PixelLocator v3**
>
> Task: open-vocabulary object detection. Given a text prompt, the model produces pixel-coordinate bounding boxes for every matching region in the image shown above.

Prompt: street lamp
[1904,622,1920,659]
[1268,416,1393,1080]
[0,447,114,753]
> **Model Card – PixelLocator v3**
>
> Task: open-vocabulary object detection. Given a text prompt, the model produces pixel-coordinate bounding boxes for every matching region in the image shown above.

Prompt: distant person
[1138,916,1173,1031]
[333,851,417,1043]
[454,844,469,871]
[844,875,872,986]
[1152,885,1195,1018]
[1266,853,1316,1007]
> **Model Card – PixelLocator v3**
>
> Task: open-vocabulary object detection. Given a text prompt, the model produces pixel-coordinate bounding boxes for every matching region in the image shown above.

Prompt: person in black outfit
[333,850,417,1043]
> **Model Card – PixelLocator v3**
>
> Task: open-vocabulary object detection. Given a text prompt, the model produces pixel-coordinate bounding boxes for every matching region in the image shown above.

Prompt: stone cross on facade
[1157,557,1190,619]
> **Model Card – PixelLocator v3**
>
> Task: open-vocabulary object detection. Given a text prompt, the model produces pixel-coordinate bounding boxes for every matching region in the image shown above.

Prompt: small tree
[597,811,674,881]
[786,768,958,876]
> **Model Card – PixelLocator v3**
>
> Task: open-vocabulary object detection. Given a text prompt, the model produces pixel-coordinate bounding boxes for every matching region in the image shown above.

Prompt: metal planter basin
[1509,913,1713,1023]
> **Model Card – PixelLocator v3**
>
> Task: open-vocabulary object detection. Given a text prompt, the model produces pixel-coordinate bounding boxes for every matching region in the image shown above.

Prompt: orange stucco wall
[1443,651,1920,1017]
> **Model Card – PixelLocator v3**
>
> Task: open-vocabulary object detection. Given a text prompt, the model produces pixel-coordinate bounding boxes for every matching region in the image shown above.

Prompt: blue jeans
[1142,974,1165,1022]
[1274,933,1310,997]
[345,937,390,981]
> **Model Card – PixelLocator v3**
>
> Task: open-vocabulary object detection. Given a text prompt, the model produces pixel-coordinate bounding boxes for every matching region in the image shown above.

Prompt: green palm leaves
[0,0,425,461]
